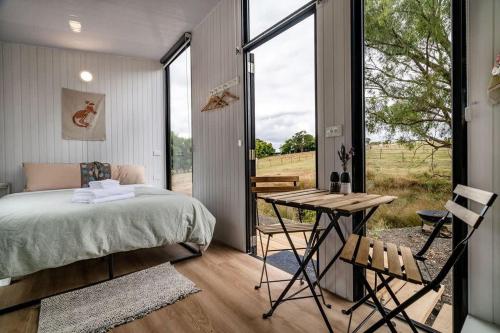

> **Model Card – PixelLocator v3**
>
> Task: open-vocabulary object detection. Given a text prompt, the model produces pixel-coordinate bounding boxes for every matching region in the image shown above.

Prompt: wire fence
[256,151,315,168]
[256,143,451,171]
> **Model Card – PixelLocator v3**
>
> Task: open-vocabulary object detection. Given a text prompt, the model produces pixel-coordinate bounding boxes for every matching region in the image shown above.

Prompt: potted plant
[338,144,354,194]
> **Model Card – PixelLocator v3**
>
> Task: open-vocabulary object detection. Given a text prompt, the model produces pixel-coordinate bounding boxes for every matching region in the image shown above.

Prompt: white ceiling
[0,0,220,60]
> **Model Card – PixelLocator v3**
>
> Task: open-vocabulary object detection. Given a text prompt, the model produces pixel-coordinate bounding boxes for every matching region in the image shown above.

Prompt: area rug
[38,262,199,333]
[266,251,317,283]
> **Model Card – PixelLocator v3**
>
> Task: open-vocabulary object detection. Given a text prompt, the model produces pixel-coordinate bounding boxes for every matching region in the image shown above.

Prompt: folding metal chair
[251,176,329,308]
[339,184,497,333]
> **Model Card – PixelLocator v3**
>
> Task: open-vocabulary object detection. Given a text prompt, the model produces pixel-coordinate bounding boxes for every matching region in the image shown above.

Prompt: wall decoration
[62,88,106,140]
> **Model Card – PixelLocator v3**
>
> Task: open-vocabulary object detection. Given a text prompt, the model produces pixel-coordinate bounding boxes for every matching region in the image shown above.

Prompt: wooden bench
[250,176,300,194]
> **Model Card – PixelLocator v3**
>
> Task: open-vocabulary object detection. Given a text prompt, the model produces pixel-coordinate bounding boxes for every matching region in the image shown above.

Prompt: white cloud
[169,47,192,139]
[253,12,315,150]
[169,2,315,150]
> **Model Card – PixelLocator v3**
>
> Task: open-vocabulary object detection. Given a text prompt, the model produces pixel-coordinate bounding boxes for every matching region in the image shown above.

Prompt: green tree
[365,0,451,149]
[170,132,192,172]
[255,139,275,158]
[280,131,316,154]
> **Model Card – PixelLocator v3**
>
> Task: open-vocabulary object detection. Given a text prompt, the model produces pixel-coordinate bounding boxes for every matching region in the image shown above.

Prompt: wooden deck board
[366,270,444,324]
[432,303,452,333]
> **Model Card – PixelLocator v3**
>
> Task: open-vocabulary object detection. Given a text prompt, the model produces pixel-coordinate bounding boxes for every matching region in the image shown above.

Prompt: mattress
[0,187,215,279]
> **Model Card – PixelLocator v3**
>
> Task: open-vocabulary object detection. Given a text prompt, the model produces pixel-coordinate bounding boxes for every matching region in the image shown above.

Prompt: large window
[167,47,192,195]
[352,0,468,330]
[363,0,453,329]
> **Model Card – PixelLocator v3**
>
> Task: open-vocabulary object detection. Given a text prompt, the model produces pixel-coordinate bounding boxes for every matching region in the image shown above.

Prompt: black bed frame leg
[108,254,114,279]
[0,243,201,316]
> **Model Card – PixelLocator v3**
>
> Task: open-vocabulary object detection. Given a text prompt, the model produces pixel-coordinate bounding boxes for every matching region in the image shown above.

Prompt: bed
[0,186,215,280]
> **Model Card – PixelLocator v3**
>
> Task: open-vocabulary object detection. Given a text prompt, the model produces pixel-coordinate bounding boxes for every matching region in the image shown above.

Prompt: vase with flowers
[338,144,354,194]
[489,53,500,104]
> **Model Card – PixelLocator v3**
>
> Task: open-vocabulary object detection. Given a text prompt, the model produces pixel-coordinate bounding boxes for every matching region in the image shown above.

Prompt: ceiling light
[80,71,93,82]
[69,20,82,33]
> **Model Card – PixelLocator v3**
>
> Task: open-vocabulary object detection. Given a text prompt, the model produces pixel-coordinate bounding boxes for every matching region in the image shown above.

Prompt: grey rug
[266,251,317,283]
[38,262,199,333]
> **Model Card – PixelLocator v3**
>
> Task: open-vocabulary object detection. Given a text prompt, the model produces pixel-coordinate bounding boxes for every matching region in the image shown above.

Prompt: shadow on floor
[265,251,317,283]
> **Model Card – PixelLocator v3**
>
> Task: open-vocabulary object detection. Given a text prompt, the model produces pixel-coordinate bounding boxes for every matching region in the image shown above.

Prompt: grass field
[256,152,317,223]
[256,143,452,230]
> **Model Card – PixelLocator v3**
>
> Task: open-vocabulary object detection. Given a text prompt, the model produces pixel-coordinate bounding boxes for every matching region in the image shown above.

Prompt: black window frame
[242,0,318,254]
[351,0,469,331]
[161,32,192,191]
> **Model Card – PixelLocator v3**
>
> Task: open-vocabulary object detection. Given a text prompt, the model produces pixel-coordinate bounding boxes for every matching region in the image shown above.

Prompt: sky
[169,0,314,151]
[169,47,191,139]
[169,1,373,151]
[251,0,315,151]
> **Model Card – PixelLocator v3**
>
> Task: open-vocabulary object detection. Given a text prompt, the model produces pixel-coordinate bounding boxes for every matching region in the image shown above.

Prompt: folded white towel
[72,192,135,204]
[72,186,135,204]
[74,186,134,199]
[88,179,120,189]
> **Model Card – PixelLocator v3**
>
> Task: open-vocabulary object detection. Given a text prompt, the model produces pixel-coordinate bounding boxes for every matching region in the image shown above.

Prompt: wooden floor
[256,231,310,257]
[0,242,443,333]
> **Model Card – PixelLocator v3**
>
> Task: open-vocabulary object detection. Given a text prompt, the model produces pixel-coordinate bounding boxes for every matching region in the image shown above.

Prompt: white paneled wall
[0,42,165,192]
[191,0,246,251]
[468,0,500,324]
[316,0,354,300]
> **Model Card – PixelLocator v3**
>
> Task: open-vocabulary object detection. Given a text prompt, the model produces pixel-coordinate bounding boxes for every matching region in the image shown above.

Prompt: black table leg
[108,254,114,279]
[263,204,334,333]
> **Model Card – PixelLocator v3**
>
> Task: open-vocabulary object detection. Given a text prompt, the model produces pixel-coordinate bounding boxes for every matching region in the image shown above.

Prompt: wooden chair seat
[340,234,424,284]
[257,223,326,235]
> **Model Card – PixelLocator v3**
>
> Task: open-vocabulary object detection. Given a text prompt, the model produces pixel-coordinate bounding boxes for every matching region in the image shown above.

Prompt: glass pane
[363,0,453,322]
[169,47,192,196]
[253,15,316,227]
[249,0,310,39]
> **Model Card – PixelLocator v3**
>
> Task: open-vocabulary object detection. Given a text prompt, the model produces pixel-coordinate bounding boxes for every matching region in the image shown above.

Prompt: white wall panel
[468,0,500,324]
[190,0,246,251]
[316,0,353,300]
[0,42,165,192]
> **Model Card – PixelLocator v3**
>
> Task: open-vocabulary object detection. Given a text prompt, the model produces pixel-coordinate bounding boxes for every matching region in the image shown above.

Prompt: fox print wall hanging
[62,88,106,141]
[73,101,97,128]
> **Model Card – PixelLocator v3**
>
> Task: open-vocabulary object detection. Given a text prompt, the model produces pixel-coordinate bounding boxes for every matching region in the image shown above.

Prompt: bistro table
[258,189,396,333]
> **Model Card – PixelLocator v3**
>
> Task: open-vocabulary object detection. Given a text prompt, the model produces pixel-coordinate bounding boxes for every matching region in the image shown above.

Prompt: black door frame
[351,0,469,331]
[242,0,318,253]
[161,33,191,190]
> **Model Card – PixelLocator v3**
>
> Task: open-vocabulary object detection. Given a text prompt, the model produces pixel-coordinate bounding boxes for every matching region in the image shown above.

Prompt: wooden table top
[258,189,396,214]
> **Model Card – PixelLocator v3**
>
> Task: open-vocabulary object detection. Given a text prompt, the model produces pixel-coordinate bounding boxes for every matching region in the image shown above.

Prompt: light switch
[325,125,342,138]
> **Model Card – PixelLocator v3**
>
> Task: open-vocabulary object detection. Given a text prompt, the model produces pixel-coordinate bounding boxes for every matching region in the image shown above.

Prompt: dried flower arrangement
[337,144,354,172]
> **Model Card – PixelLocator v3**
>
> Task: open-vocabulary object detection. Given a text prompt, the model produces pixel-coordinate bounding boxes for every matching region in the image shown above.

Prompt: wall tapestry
[62,88,106,140]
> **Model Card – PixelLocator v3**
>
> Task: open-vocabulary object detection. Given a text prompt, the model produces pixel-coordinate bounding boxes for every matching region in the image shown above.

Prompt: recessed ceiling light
[69,20,82,33]
[80,71,93,82]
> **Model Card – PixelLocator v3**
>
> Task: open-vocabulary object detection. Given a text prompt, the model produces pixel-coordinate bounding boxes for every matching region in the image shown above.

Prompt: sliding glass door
[167,47,192,195]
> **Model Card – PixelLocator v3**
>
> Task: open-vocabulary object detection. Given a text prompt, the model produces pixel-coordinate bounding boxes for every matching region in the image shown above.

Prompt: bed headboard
[23,163,146,192]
